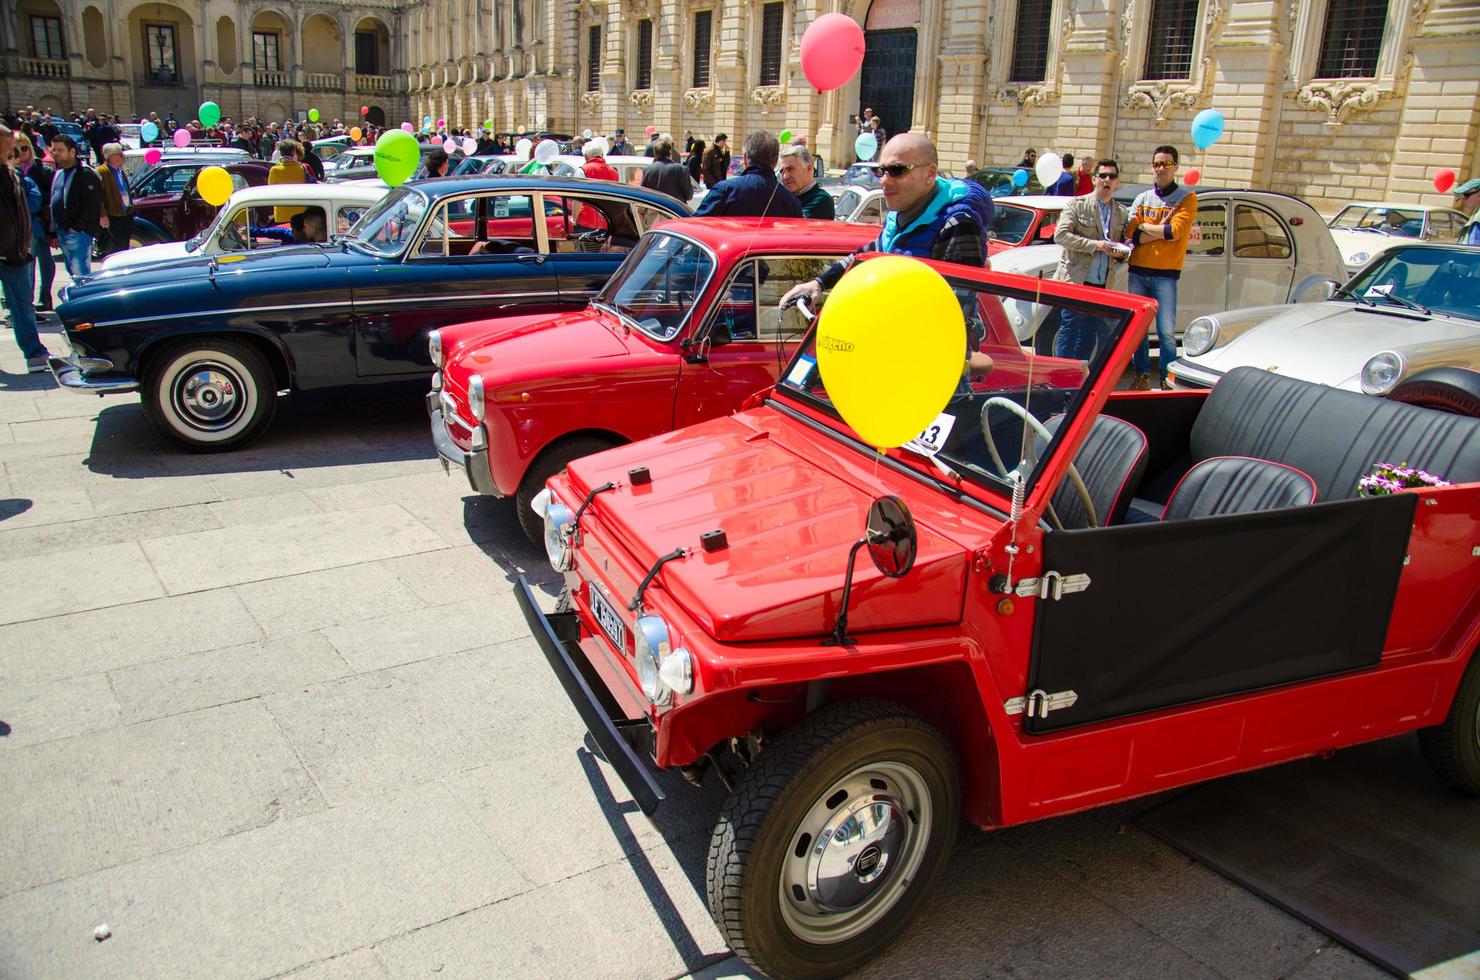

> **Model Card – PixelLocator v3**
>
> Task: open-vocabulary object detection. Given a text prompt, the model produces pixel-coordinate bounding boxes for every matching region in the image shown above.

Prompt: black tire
[515,435,621,547]
[1031,308,1063,356]
[706,699,959,980]
[1418,652,1480,796]
[141,339,277,452]
[1387,368,1480,418]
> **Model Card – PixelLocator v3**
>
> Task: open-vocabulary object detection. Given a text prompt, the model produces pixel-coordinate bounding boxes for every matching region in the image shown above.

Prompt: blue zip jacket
[695,165,803,218]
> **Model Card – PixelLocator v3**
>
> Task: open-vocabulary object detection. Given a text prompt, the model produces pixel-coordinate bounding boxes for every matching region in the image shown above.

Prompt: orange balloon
[349,126,363,141]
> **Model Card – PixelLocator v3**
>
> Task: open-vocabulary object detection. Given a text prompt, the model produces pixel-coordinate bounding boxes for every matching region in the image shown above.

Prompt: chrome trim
[694,252,844,346]
[87,292,563,329]
[600,229,719,344]
[428,403,499,495]
[47,354,139,395]
[1167,360,1223,389]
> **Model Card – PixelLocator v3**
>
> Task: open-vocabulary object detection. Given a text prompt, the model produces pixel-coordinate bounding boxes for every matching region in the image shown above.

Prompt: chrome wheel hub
[778,761,932,945]
[174,362,244,431]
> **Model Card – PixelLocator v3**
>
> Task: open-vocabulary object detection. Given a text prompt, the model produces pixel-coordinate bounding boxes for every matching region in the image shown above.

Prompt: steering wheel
[573,227,609,251]
[220,220,248,252]
[980,397,1098,529]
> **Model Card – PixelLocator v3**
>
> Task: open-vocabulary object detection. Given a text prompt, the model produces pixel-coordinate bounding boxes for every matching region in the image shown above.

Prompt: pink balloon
[401,121,414,133]
[443,138,456,153]
[461,137,477,155]
[436,118,445,128]
[172,128,191,148]
[645,125,657,138]
[144,148,162,165]
[800,13,865,92]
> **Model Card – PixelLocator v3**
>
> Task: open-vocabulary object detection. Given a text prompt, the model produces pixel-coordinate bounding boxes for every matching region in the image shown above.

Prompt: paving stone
[0,541,165,626]
[0,782,524,980]
[0,699,324,896]
[109,633,351,724]
[0,487,96,532]
[383,542,564,610]
[0,673,120,748]
[206,490,324,527]
[0,588,264,686]
[9,415,115,445]
[320,597,527,673]
[0,502,220,561]
[234,562,427,638]
[273,948,390,980]
[201,457,437,501]
[34,393,138,420]
[141,505,445,593]
[264,642,571,806]
[86,473,223,518]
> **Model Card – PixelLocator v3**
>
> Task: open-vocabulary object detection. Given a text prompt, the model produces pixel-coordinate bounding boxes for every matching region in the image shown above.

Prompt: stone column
[1202,3,1284,188]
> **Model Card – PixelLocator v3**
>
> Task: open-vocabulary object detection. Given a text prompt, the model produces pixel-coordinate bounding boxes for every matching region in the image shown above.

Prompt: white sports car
[1326,201,1471,277]
[1170,243,1480,411]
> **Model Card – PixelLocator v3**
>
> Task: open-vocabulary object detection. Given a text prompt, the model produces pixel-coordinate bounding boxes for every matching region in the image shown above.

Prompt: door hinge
[1004,689,1079,718]
[1014,570,1090,600]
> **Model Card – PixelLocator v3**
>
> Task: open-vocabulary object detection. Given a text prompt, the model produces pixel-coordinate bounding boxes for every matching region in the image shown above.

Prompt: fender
[130,216,169,245]
[134,320,296,390]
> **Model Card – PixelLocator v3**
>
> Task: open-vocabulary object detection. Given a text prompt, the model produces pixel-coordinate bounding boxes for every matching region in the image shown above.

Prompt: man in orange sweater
[1125,144,1197,390]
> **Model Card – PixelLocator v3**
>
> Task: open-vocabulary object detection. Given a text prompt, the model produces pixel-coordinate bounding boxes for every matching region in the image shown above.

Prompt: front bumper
[426,388,498,495]
[1167,359,1223,390]
[514,575,666,816]
[47,353,139,395]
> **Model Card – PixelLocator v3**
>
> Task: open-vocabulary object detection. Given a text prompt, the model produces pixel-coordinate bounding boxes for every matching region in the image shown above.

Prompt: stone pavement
[0,297,1388,979]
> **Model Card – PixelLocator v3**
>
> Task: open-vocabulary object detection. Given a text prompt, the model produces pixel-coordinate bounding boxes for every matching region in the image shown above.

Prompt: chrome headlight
[541,490,574,571]
[1348,251,1370,268]
[467,374,485,421]
[428,328,443,368]
[634,616,672,705]
[1182,316,1219,357]
[659,647,694,697]
[1360,350,1406,395]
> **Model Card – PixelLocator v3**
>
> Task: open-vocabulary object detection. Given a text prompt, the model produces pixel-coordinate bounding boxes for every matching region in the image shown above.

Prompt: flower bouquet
[1357,461,1450,497]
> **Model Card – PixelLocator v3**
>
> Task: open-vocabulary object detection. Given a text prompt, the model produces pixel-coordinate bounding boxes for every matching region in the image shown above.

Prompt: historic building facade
[403,0,1480,212]
[0,0,410,127]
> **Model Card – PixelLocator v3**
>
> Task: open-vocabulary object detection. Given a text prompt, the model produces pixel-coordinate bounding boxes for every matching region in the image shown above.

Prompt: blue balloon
[1191,108,1225,151]
[140,121,159,143]
[1012,168,1029,188]
[854,132,878,162]
[423,115,432,125]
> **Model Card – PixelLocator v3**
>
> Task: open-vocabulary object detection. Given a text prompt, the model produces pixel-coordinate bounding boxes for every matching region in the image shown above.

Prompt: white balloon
[462,137,477,155]
[442,137,456,153]
[582,128,593,139]
[533,139,560,165]
[1035,152,1062,191]
[514,137,533,160]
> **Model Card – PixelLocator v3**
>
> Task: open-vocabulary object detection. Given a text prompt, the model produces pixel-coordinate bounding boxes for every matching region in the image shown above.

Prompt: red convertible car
[429,219,1088,543]
[516,253,1480,978]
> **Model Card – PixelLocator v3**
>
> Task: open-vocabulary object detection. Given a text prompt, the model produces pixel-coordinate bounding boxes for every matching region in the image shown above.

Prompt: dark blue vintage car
[52,177,690,450]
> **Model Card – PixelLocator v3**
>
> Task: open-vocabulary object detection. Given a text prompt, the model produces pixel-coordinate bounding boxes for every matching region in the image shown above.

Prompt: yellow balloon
[196,165,233,207]
[349,126,363,141]
[816,255,966,449]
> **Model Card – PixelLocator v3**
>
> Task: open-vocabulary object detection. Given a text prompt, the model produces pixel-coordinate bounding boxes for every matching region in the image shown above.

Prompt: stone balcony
[16,57,70,79]
[356,74,392,93]
[254,70,290,88]
[304,71,342,91]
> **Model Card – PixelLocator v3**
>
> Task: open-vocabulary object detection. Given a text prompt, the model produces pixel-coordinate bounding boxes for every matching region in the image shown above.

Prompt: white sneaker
[25,353,51,374]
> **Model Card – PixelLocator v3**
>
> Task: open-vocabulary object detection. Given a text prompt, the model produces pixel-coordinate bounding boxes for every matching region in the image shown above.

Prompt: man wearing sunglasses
[1125,143,1196,390]
[779,133,994,373]
[1051,159,1130,360]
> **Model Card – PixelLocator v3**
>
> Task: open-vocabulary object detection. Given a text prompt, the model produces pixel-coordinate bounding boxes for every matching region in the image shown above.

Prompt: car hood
[564,412,968,643]
[1187,301,1477,388]
[446,309,632,391]
[65,245,337,300]
[990,243,1060,275]
[1328,229,1399,266]
[99,240,193,271]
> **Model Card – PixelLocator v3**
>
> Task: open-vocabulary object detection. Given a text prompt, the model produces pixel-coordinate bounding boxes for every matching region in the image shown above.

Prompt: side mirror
[866,495,917,577]
[708,320,733,346]
[1039,224,1056,242]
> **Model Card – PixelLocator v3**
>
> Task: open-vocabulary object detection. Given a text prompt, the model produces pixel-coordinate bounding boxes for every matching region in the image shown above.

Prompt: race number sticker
[906,413,956,457]
[787,355,817,387]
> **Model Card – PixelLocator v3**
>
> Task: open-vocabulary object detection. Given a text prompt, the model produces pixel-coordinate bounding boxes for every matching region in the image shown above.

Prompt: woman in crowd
[13,134,54,311]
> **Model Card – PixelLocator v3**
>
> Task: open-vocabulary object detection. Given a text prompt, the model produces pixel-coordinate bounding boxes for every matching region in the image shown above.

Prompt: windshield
[836,189,864,220]
[346,187,429,256]
[777,268,1132,510]
[987,205,1038,245]
[594,231,715,340]
[1330,205,1424,236]
[1339,246,1480,321]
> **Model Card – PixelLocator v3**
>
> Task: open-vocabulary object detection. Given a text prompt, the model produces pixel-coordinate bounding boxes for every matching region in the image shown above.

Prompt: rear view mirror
[866,495,916,577]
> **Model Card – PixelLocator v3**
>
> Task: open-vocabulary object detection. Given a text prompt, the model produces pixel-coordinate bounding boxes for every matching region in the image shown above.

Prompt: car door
[674,256,835,428]
[1175,199,1229,328]
[1227,201,1296,309]
[349,190,566,377]
[542,192,677,305]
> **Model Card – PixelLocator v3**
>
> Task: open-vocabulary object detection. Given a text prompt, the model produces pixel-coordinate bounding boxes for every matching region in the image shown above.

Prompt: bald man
[780,132,996,373]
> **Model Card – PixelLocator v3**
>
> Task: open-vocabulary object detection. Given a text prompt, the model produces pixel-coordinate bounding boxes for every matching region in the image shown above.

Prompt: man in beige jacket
[1050,157,1130,360]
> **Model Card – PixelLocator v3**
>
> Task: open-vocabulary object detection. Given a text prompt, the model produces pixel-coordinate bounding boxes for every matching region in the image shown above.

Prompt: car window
[477,193,537,255]
[346,187,429,256]
[1427,213,1461,242]
[987,205,1036,245]
[229,172,250,193]
[1186,203,1226,257]
[1232,205,1292,259]
[159,166,201,195]
[1348,246,1480,320]
[218,206,299,251]
[1356,207,1422,236]
[633,203,672,234]
[336,206,367,235]
[857,198,885,225]
[418,196,481,256]
[713,257,837,345]
[595,231,714,340]
[1329,206,1368,230]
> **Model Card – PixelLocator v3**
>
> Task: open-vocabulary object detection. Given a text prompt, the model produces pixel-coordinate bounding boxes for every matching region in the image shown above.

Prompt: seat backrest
[1162,455,1316,521]
[1042,413,1148,528]
[1191,367,1480,500]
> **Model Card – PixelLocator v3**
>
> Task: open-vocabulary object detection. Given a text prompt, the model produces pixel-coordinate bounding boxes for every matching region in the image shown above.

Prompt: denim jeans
[0,261,44,359]
[57,229,93,280]
[31,229,55,306]
[1054,283,1108,361]
[1128,270,1178,381]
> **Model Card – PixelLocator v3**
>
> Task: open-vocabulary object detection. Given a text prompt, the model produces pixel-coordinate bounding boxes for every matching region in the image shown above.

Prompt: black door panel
[859,29,916,137]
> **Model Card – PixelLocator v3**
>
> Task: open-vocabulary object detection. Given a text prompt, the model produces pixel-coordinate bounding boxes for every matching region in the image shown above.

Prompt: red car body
[131,161,271,243]
[514,252,1480,977]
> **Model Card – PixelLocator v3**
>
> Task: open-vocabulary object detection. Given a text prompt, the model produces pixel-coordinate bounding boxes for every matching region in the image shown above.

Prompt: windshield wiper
[1371,290,1430,315]
[592,300,640,332]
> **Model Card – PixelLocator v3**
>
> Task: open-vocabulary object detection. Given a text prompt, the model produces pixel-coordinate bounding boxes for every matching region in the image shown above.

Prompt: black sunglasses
[1095,172,1119,179]
[867,163,921,178]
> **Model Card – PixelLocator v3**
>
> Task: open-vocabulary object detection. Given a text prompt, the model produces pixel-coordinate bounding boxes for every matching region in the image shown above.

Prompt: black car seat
[1161,456,1317,521]
[1039,414,1148,528]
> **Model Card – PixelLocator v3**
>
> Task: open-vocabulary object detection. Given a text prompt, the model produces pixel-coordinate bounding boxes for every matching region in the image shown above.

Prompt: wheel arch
[131,217,169,244]
[135,326,294,393]
[518,426,629,484]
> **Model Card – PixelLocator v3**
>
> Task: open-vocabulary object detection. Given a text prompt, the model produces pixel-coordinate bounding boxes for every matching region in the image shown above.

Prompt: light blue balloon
[1012,168,1029,188]
[423,115,432,125]
[140,121,159,143]
[1191,108,1225,151]
[854,132,878,161]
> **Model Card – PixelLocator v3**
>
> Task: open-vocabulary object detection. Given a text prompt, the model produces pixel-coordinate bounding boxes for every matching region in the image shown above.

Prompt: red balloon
[645,125,657,138]
[1433,168,1457,194]
[800,13,866,92]
[1183,167,1202,186]
[360,105,369,116]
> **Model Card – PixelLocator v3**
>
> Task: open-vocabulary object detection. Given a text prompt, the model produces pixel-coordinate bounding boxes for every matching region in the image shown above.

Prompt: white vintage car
[1171,243,1480,410]
[100,183,390,272]
[1327,201,1471,277]
[990,188,1347,352]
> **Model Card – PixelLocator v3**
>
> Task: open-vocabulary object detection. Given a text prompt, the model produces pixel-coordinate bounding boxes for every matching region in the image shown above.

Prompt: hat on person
[614,128,625,135]
[715,133,728,141]
[1452,178,1480,196]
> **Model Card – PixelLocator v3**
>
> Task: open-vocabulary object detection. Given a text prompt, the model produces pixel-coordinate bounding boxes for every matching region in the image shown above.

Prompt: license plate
[587,583,626,653]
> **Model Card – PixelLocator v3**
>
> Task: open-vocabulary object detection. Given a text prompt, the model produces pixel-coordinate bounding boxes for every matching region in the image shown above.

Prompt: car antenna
[1004,273,1045,593]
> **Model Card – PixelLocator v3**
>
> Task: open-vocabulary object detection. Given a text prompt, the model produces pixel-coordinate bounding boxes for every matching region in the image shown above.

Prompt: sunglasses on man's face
[867,163,922,179]
[1095,172,1119,180]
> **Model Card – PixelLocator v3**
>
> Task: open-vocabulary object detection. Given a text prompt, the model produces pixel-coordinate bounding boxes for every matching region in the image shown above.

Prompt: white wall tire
[143,340,277,452]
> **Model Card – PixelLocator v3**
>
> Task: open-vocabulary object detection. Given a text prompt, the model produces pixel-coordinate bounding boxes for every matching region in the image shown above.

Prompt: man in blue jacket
[694,131,802,218]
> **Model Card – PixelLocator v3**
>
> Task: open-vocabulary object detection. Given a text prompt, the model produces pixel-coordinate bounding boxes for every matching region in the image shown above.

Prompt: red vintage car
[515,254,1480,978]
[429,218,1089,544]
[128,160,271,246]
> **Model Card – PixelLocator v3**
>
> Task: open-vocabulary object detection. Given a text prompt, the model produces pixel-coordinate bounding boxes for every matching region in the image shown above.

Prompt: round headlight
[1360,350,1406,395]
[428,329,443,368]
[467,374,485,421]
[1349,251,1370,267]
[543,495,574,571]
[634,616,672,705]
[658,648,693,696]
[1182,316,1219,357]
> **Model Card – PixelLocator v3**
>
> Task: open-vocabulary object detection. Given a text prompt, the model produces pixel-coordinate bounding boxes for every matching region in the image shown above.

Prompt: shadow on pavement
[0,499,34,522]
[465,496,566,601]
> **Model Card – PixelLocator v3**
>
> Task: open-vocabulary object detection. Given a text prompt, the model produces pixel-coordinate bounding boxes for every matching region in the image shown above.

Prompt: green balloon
[198,101,221,127]
[484,119,495,129]
[779,129,793,143]
[374,129,419,186]
[308,108,320,122]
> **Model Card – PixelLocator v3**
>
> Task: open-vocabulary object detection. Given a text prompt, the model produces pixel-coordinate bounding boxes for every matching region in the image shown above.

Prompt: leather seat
[1162,456,1316,521]
[1039,414,1148,528]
